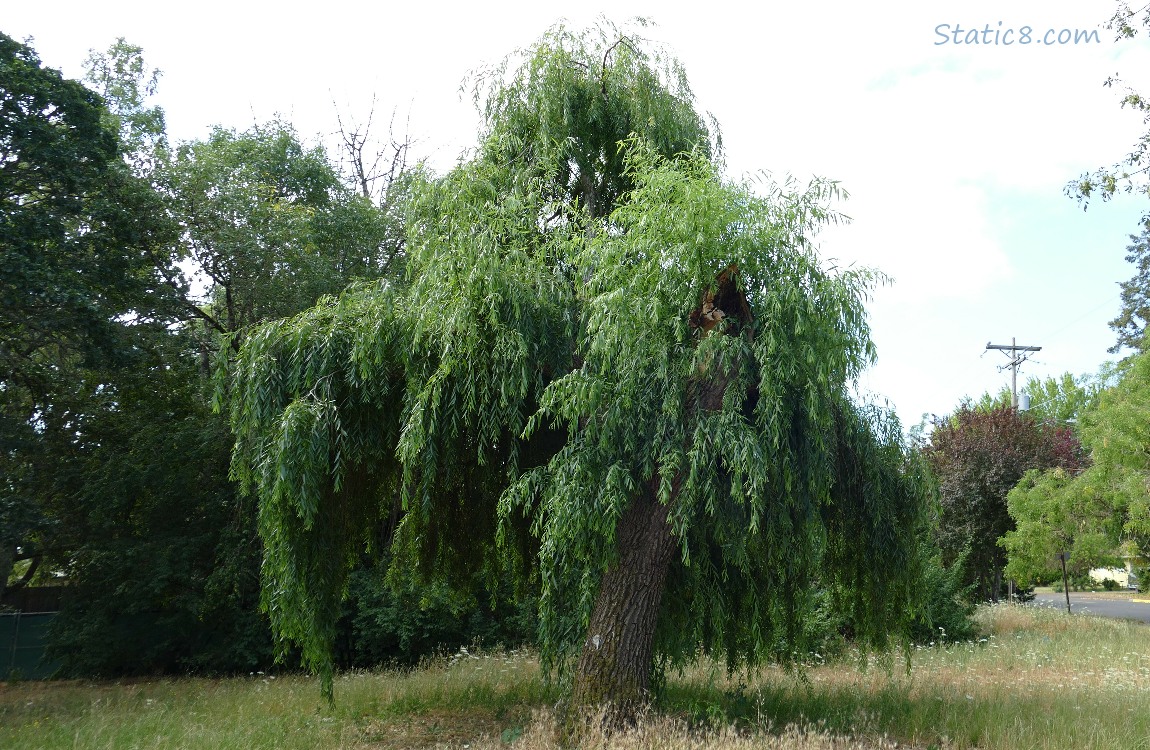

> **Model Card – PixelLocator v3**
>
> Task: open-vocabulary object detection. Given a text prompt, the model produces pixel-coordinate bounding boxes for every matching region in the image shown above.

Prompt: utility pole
[987,336,1044,605]
[985,337,1042,409]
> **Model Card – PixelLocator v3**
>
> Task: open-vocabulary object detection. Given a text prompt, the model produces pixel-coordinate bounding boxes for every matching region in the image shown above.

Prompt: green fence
[1,612,60,680]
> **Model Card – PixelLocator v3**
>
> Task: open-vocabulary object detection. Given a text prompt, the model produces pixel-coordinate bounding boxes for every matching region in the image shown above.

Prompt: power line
[1037,293,1120,345]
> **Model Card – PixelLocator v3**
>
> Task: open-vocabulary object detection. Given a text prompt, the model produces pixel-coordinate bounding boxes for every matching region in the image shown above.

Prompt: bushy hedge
[335,558,538,669]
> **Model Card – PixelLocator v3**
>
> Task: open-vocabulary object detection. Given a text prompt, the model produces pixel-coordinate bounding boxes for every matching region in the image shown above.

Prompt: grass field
[2,606,1148,749]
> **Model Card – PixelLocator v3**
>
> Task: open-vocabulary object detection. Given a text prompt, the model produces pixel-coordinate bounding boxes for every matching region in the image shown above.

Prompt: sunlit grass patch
[469,709,907,749]
[660,604,1150,749]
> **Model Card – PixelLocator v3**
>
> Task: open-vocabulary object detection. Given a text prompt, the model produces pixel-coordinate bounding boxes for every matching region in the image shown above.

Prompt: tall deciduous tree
[82,37,166,172]
[225,22,930,717]
[161,121,402,350]
[1,32,177,592]
[4,34,406,678]
[0,32,174,397]
[925,405,1085,601]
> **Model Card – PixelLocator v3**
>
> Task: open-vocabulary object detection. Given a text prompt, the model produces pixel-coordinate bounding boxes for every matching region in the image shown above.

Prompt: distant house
[1089,562,1141,590]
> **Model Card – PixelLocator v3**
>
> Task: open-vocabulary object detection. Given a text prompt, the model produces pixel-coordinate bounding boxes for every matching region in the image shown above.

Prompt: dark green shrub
[335,557,537,669]
[908,547,977,644]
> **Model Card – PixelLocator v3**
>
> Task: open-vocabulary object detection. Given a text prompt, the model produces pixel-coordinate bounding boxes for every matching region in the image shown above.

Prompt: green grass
[0,649,554,749]
[2,608,1148,749]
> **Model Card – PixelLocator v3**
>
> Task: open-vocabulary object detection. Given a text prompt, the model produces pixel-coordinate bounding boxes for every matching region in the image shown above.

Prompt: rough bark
[568,266,752,722]
[570,478,678,718]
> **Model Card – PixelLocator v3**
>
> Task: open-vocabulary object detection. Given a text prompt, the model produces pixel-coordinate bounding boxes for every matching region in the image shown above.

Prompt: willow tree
[226,22,928,716]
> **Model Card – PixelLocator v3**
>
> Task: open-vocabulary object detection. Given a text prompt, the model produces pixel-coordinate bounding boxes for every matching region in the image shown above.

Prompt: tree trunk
[568,265,751,722]
[570,479,677,719]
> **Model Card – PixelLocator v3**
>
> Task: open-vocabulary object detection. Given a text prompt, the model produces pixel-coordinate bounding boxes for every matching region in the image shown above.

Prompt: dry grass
[470,710,914,750]
[658,604,1150,749]
[2,606,1148,749]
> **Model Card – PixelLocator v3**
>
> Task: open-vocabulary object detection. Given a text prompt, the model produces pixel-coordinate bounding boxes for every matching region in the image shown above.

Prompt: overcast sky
[7,0,1150,428]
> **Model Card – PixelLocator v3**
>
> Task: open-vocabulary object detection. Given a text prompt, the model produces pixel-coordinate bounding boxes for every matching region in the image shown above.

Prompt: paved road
[1030,592,1150,624]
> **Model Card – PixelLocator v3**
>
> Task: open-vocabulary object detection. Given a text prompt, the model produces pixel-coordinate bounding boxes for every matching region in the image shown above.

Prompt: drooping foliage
[1004,351,1150,584]
[503,144,926,680]
[226,22,930,704]
[3,33,431,680]
[925,405,1086,600]
[469,18,717,219]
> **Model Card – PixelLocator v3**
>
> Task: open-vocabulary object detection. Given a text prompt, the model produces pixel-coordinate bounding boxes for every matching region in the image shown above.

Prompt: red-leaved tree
[924,405,1086,600]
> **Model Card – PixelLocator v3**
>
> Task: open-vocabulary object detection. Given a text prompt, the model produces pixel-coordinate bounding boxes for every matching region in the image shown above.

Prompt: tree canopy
[1004,352,1150,584]
[974,371,1110,426]
[0,31,173,398]
[1,31,177,594]
[162,121,400,347]
[2,35,416,677]
[1108,225,1150,353]
[81,37,166,171]
[225,22,930,715]
[924,405,1085,600]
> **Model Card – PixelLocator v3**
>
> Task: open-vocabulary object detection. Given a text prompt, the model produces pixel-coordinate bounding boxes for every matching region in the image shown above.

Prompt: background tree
[1107,225,1150,353]
[81,37,166,172]
[333,97,414,205]
[924,405,1086,601]
[0,36,269,672]
[226,22,930,719]
[0,32,177,593]
[1067,2,1150,229]
[161,121,401,351]
[1004,350,1150,586]
[0,32,174,403]
[976,371,1109,425]
[35,333,272,674]
[1002,467,1125,587]
[5,35,455,677]
[1021,371,1111,424]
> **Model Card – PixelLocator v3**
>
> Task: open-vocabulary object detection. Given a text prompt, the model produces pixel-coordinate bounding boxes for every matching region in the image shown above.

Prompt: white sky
[7,0,1150,428]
